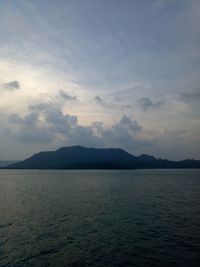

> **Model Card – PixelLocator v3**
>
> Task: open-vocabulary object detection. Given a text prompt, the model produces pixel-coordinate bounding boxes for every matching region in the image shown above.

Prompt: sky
[0,0,200,160]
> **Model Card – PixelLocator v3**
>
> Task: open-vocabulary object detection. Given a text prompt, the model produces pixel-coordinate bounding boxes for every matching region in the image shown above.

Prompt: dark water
[0,169,200,267]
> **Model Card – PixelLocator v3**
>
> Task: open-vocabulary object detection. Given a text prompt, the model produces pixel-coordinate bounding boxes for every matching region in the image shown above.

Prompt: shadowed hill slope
[6,146,200,169]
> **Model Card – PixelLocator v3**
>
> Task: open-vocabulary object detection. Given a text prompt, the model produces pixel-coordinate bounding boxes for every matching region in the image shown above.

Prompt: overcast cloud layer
[0,0,200,160]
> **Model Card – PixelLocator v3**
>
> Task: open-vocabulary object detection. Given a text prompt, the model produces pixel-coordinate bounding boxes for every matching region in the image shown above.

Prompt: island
[4,146,200,169]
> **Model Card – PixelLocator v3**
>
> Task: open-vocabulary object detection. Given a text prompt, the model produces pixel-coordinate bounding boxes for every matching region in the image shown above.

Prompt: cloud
[10,112,38,125]
[180,91,200,104]
[59,90,77,101]
[8,112,54,143]
[6,101,151,152]
[179,90,200,116]
[115,115,142,132]
[3,81,20,90]
[4,98,200,160]
[94,95,104,104]
[137,97,163,111]
[99,114,151,151]
[93,95,110,108]
[29,102,78,135]
[93,95,132,110]
[7,102,98,144]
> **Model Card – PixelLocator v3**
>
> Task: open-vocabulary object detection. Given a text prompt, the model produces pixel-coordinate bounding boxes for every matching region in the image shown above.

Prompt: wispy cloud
[137,97,163,111]
[59,90,77,101]
[3,81,20,90]
[180,91,200,104]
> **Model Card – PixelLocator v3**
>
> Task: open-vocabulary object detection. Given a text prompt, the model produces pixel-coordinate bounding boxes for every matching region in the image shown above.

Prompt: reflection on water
[0,169,200,266]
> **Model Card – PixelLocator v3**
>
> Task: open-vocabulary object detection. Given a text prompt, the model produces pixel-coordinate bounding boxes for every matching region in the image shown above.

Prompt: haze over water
[0,169,199,267]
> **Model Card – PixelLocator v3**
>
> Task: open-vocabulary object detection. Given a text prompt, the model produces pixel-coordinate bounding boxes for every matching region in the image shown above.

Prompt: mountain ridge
[4,146,200,169]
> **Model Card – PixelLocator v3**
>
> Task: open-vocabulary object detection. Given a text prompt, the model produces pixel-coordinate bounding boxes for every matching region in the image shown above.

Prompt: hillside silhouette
[6,146,200,169]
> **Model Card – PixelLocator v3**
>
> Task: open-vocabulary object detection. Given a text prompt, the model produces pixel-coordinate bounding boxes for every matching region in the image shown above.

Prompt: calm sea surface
[0,169,200,267]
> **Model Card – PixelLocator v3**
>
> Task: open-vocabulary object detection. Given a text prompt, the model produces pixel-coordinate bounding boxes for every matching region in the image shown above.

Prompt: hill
[5,146,200,169]
[0,161,18,168]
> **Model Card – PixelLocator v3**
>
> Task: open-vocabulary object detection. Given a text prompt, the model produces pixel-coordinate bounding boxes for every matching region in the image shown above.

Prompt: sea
[0,169,199,267]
